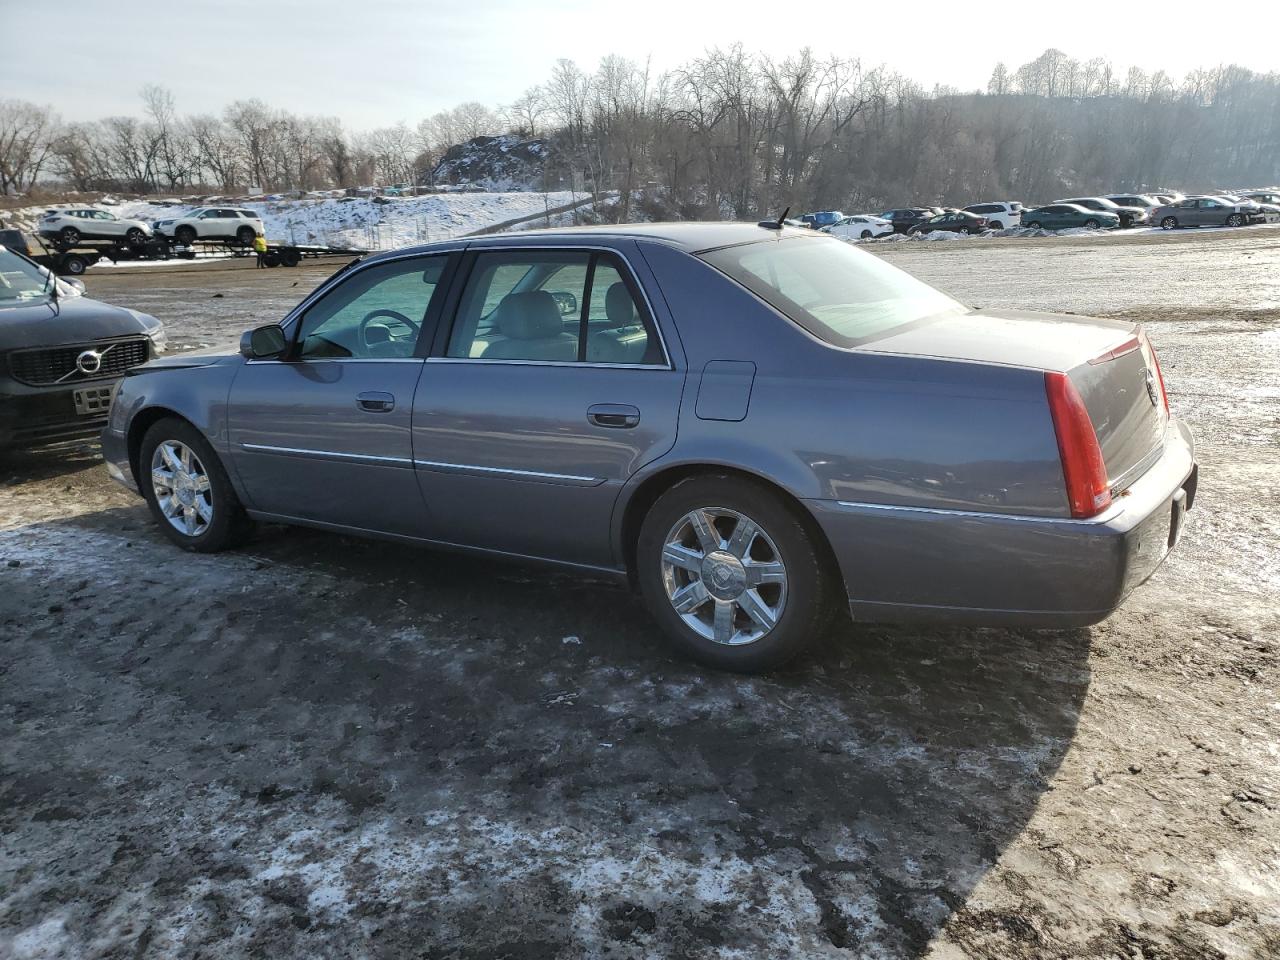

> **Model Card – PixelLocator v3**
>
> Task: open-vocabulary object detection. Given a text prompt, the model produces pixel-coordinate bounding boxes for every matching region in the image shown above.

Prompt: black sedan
[907,210,990,235]
[877,208,940,233]
[0,243,165,449]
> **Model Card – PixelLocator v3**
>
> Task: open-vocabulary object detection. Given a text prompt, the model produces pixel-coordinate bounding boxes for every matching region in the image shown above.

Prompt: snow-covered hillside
[4,192,585,251]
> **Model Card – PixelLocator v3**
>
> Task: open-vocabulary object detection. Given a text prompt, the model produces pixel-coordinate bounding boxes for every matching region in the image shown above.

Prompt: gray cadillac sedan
[102,223,1198,671]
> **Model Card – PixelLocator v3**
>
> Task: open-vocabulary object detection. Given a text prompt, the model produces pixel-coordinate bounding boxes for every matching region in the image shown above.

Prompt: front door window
[296,256,447,359]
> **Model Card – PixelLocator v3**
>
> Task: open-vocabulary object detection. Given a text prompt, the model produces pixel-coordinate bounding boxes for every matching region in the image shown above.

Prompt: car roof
[365,222,820,261]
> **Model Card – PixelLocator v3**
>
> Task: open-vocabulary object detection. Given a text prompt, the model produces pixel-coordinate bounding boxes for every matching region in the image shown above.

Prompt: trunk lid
[864,307,1168,493]
[1069,334,1167,491]
[863,307,1136,371]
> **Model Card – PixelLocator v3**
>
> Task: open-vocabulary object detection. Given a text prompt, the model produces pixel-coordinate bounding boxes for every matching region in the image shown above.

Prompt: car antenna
[758,206,789,230]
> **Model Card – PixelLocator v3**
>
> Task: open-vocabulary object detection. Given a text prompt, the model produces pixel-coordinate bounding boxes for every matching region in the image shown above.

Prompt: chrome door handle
[357,391,395,412]
[588,403,640,428]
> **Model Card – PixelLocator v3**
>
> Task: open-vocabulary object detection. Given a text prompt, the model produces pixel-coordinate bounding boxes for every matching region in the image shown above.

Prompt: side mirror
[240,324,288,360]
[64,277,86,293]
[550,290,578,316]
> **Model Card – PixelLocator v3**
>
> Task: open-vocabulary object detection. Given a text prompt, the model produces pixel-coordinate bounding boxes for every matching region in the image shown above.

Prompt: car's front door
[92,211,124,238]
[227,252,454,536]
[412,243,684,569]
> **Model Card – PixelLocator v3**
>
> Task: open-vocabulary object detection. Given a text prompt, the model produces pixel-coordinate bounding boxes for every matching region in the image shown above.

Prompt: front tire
[125,227,146,246]
[636,475,834,672]
[139,418,253,553]
[1084,218,1101,229]
[175,225,197,245]
[1226,214,1244,227]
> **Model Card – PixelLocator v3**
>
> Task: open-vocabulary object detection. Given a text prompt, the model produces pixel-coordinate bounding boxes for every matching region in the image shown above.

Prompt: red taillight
[1044,372,1112,518]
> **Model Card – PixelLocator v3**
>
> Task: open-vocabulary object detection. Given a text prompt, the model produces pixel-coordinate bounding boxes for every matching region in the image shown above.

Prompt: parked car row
[806,185,1280,240]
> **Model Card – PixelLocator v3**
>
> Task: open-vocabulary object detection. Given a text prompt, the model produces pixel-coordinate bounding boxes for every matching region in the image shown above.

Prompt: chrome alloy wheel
[150,440,213,537]
[660,507,788,645]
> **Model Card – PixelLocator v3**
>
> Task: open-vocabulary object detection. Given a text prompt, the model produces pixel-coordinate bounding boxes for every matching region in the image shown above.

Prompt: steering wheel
[357,309,419,350]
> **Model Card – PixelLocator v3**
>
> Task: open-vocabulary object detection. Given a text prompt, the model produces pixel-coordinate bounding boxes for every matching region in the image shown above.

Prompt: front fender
[107,356,242,489]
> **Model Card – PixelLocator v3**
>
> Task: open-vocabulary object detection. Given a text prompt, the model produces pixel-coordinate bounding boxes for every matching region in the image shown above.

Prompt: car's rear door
[226,251,455,536]
[411,241,684,569]
[1197,199,1225,225]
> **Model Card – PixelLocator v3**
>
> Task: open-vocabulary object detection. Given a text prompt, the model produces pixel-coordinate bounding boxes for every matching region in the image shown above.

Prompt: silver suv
[38,208,152,247]
[153,207,265,245]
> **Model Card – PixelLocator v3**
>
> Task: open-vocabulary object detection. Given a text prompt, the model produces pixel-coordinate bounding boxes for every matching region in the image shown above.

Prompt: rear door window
[446,250,663,365]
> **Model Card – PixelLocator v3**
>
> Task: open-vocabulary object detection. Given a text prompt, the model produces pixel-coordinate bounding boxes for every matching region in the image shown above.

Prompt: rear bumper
[806,419,1198,628]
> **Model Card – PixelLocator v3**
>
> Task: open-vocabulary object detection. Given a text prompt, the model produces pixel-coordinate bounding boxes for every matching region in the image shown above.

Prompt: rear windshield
[238,210,260,218]
[699,236,964,348]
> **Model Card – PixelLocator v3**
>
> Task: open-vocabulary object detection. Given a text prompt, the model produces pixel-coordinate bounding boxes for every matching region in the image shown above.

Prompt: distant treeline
[2,47,1277,215]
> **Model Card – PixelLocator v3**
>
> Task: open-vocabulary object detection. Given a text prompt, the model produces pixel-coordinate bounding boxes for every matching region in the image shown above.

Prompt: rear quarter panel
[633,241,1068,517]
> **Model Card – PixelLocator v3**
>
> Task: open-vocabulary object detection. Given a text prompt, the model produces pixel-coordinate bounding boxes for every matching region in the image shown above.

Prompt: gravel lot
[2,229,1277,959]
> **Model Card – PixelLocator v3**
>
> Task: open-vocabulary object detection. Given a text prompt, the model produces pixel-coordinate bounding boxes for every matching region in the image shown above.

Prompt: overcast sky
[3,0,1277,130]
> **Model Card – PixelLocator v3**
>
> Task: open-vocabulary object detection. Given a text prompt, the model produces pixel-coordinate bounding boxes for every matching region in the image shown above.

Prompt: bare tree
[505,86,547,137]
[0,100,58,194]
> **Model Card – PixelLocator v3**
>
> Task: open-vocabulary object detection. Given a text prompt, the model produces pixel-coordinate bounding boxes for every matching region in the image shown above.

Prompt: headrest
[604,282,636,327]
[494,290,565,339]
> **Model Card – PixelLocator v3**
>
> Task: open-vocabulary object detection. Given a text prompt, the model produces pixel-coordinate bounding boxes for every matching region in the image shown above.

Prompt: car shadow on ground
[0,441,104,485]
[2,507,1093,957]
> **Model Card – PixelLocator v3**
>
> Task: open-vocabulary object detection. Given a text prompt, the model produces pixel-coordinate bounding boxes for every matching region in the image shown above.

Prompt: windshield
[0,247,56,305]
[700,235,965,348]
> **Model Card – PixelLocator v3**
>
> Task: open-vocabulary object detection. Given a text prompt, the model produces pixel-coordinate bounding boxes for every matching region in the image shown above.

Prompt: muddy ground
[1,229,1277,959]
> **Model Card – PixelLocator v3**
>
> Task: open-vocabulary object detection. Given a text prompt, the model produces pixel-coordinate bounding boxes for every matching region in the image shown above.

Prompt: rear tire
[59,226,80,246]
[236,225,256,245]
[989,220,1004,230]
[1161,216,1178,230]
[636,475,834,672]
[860,229,872,239]
[139,418,254,553]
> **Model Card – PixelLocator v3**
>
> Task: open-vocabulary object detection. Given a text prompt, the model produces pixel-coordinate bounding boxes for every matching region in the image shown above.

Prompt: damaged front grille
[7,337,150,386]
